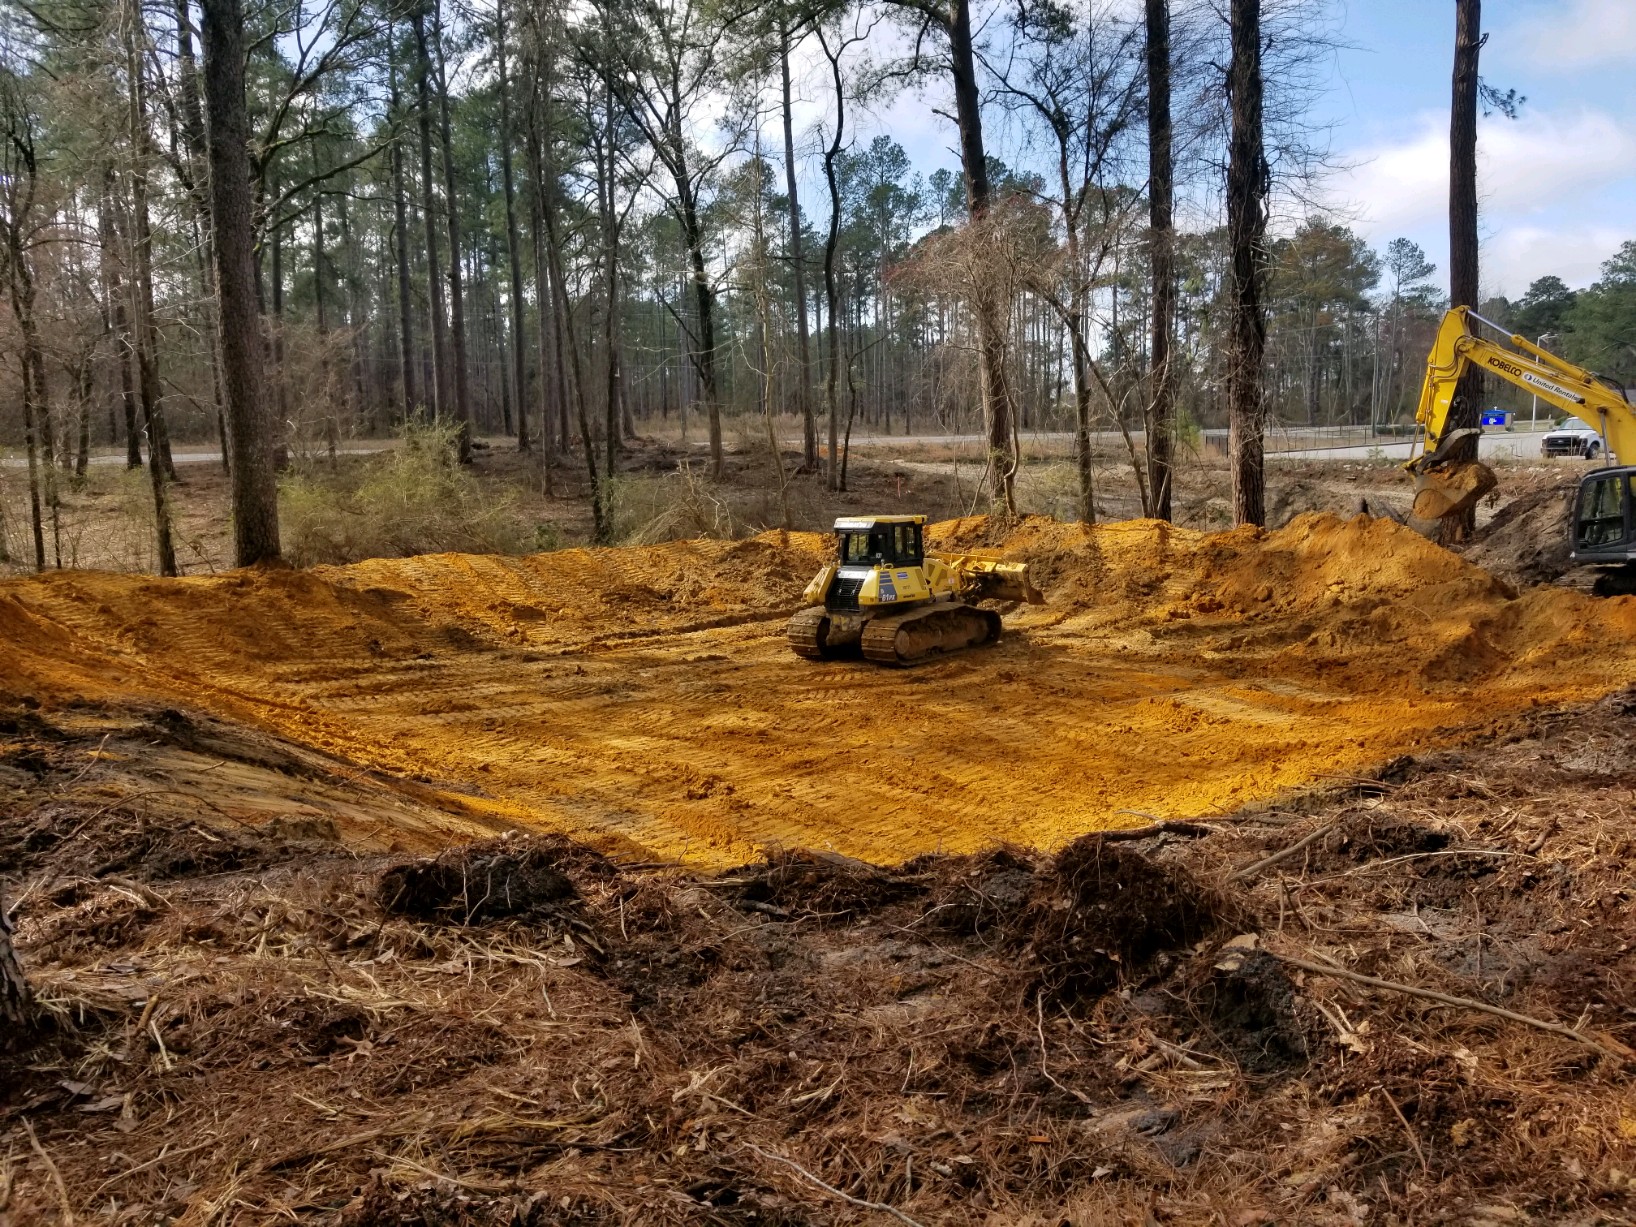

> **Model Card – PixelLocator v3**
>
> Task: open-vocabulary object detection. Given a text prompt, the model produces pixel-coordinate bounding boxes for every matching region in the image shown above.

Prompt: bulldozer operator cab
[837,518,924,568]
[1574,468,1636,563]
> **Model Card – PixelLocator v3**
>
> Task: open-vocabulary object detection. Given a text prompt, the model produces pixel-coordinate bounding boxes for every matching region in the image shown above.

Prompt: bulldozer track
[860,602,1001,666]
[786,606,831,659]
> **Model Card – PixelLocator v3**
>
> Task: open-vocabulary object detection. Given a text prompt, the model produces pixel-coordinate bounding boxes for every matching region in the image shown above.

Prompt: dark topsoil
[5,694,1636,1225]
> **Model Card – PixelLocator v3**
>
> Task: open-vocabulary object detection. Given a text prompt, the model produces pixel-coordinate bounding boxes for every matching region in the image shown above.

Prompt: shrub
[279,421,534,566]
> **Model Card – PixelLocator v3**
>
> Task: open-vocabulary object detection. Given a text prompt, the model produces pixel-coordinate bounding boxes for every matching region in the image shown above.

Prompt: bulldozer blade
[1411,460,1498,521]
[932,553,1045,604]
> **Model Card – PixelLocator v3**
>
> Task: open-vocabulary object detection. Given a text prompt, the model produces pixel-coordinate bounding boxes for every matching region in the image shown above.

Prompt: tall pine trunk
[525,96,559,482]
[947,0,1015,514]
[390,58,418,418]
[1225,0,1268,527]
[781,28,815,474]
[818,26,847,492]
[497,0,529,452]
[431,0,473,462]
[597,87,623,477]
[124,2,178,573]
[175,0,230,473]
[1145,0,1176,522]
[1446,0,1482,538]
[202,0,281,565]
[103,172,142,469]
[412,8,449,423]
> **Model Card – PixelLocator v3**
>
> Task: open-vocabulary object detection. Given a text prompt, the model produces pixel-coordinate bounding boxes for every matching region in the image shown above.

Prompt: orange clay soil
[2,512,1633,867]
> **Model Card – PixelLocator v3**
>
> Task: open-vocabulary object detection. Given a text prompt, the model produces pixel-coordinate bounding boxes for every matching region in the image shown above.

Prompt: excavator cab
[1573,468,1636,563]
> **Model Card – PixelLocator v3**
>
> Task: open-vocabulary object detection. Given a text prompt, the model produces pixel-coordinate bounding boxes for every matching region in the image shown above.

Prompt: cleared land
[6,497,1636,1225]
[2,513,1633,867]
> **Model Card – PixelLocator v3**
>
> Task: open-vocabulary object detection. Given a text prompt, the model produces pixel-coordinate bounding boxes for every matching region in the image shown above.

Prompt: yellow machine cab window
[840,524,922,567]
[1577,473,1634,551]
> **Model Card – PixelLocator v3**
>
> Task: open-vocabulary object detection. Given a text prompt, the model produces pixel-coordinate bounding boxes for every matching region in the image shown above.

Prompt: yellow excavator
[787,515,1042,665]
[1408,307,1636,582]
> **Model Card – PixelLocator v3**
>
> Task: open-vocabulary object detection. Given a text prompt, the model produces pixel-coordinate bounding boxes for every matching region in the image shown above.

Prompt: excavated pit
[2,512,1635,866]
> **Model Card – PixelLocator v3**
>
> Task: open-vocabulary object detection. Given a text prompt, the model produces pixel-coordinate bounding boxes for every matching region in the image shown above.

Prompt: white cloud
[1322,105,1636,295]
[1501,0,1636,68]
[1330,107,1636,234]
[1482,224,1628,298]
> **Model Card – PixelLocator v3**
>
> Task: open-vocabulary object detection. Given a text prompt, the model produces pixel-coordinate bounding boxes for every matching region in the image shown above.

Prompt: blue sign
[1480,410,1509,427]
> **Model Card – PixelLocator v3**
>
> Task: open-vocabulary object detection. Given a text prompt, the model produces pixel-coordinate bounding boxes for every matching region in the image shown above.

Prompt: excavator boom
[1410,308,1636,519]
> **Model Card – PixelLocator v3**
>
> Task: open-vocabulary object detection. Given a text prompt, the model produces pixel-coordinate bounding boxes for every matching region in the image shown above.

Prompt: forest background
[0,0,1630,571]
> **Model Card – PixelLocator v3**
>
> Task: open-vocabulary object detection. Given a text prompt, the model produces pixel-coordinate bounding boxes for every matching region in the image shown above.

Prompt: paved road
[788,425,1577,463]
[0,444,389,469]
[7,426,1588,468]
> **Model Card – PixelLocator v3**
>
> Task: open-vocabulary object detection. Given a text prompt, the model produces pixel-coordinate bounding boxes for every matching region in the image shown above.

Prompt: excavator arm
[1409,307,1636,518]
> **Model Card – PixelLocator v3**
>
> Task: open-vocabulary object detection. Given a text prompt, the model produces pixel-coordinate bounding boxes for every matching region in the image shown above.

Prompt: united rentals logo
[1491,356,1584,403]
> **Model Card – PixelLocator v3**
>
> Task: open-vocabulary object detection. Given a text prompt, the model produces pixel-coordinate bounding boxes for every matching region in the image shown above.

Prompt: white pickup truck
[1541,424,1612,460]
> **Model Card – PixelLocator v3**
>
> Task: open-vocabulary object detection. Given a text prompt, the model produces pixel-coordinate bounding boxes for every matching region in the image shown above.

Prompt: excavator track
[860,602,1001,666]
[786,606,833,659]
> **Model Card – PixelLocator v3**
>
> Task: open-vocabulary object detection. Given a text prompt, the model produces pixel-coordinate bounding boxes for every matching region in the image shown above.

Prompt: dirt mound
[1024,836,1221,1004]
[376,834,607,923]
[724,849,921,923]
[922,846,1039,936]
[1186,945,1313,1075]
[1462,477,1576,587]
[4,512,1636,866]
[1266,476,1407,528]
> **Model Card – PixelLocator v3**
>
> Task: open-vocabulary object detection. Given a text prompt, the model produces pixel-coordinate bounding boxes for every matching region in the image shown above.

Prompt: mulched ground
[4,690,1636,1224]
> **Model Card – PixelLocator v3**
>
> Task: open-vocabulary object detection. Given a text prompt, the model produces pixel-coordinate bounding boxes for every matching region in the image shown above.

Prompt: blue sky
[789,0,1636,304]
[1318,0,1636,300]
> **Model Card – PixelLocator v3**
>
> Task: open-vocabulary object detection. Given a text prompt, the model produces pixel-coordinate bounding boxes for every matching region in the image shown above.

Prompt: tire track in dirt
[3,515,1635,865]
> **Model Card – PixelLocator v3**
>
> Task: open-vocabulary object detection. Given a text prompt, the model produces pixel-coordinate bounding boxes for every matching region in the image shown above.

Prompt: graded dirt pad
[3,512,1636,867]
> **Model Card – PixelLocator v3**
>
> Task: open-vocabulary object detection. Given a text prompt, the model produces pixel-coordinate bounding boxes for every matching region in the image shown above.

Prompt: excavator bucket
[1411,460,1498,521]
[932,553,1045,604]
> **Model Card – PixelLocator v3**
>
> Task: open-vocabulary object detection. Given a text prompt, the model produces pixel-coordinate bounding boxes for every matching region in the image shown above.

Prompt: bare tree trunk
[595,86,625,478]
[431,0,473,462]
[817,25,847,492]
[1225,0,1267,527]
[679,184,722,479]
[412,7,449,423]
[18,355,45,570]
[270,180,288,435]
[103,174,142,470]
[1446,0,1482,539]
[314,183,340,461]
[945,0,1015,514]
[497,0,529,452]
[175,0,230,473]
[202,0,281,566]
[524,90,558,486]
[125,1,179,570]
[390,59,418,418]
[75,355,92,477]
[1145,0,1176,522]
[781,27,815,474]
[543,182,606,540]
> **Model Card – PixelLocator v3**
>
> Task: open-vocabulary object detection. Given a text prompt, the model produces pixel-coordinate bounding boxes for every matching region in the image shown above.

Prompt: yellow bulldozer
[787,515,1042,665]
